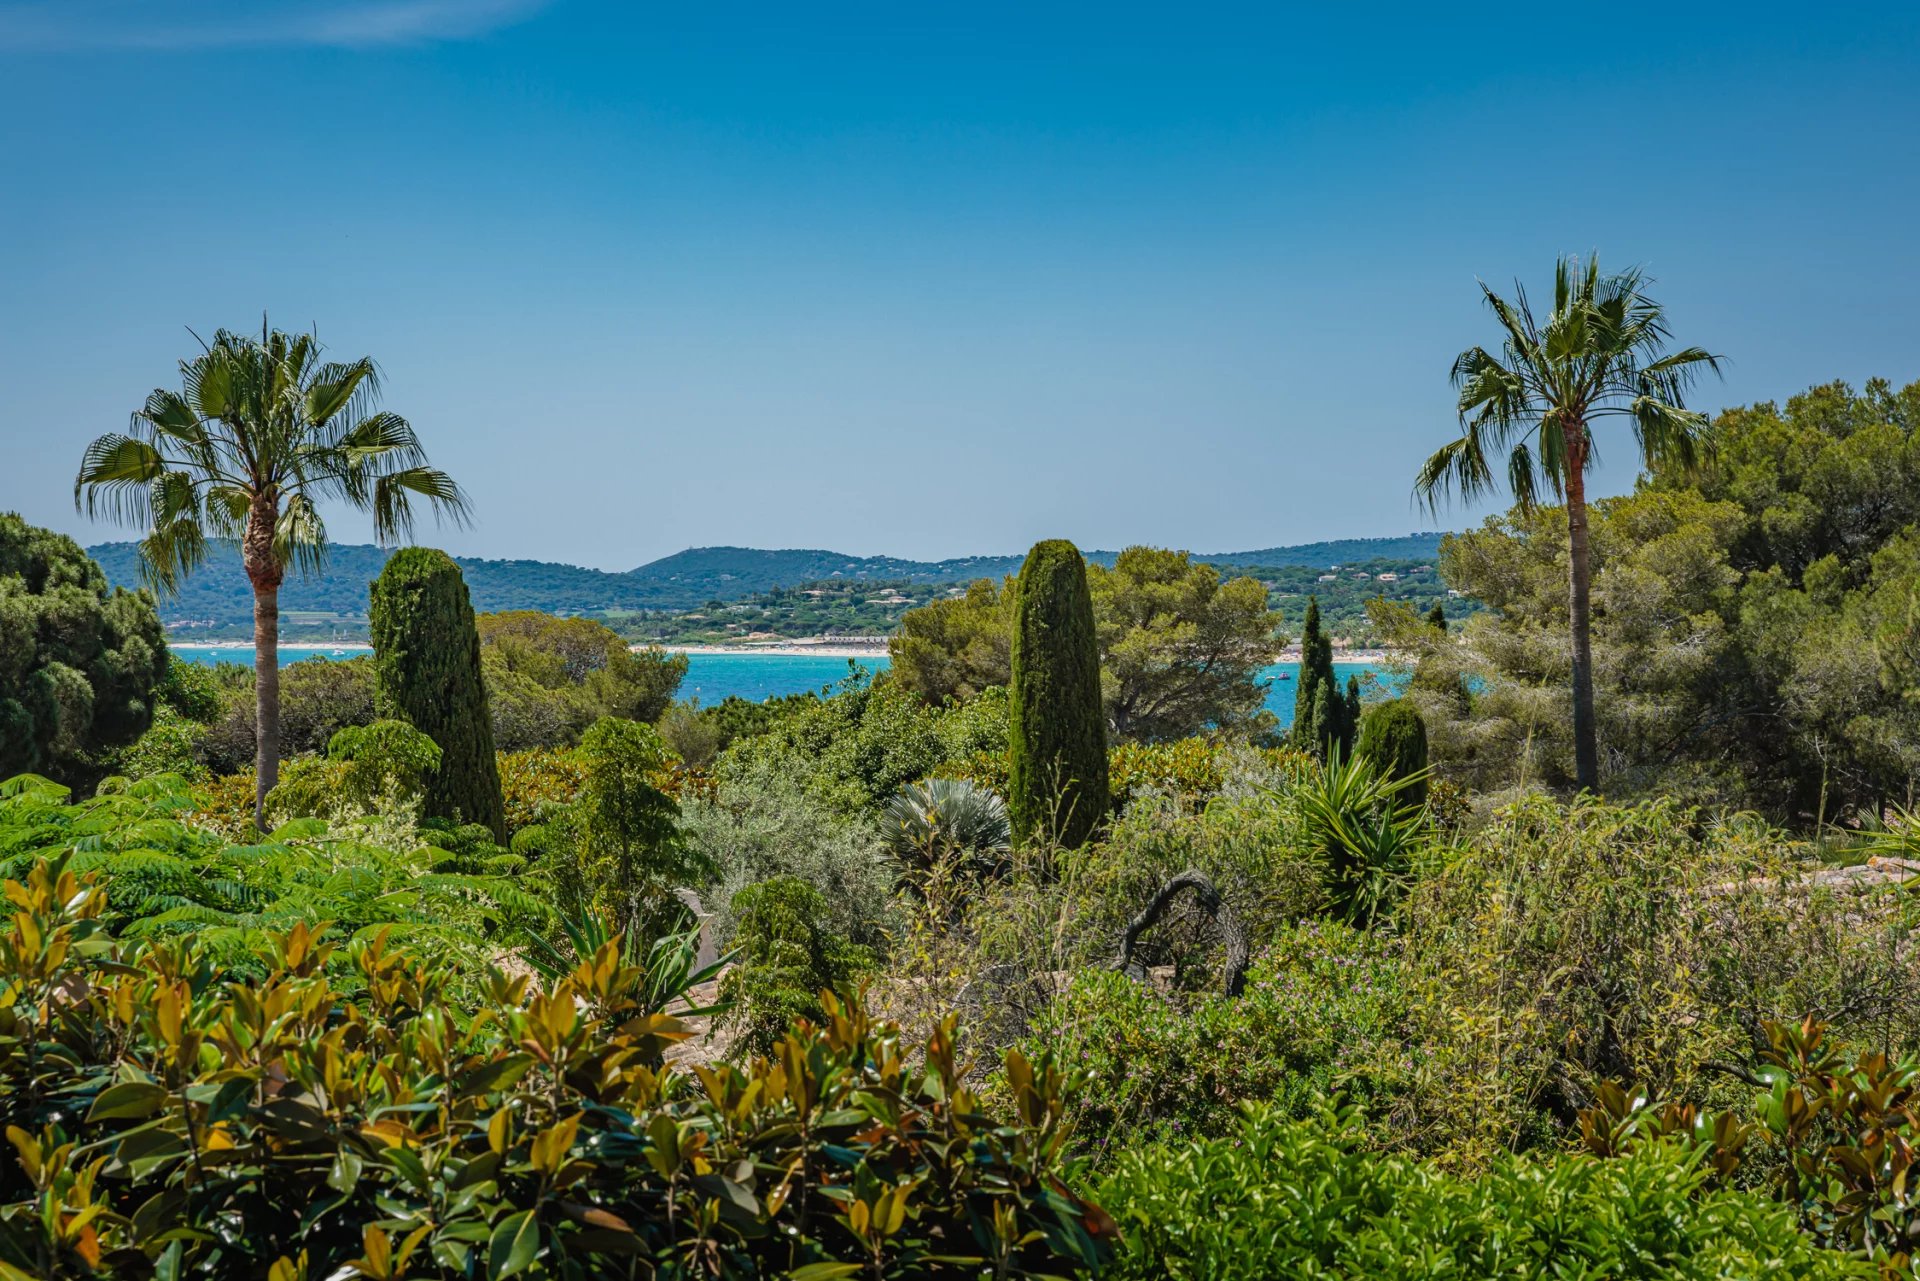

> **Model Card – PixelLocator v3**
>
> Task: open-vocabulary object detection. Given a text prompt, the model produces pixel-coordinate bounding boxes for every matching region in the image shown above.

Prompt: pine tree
[369,548,506,840]
[1356,697,1430,804]
[1426,602,1448,633]
[1008,540,1108,848]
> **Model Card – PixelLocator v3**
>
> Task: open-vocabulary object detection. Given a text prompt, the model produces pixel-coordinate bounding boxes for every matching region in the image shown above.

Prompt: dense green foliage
[370,549,506,839]
[0,855,1110,1279]
[719,876,870,1053]
[0,515,167,786]
[0,773,543,971]
[479,610,686,750]
[518,718,706,943]
[1098,1107,1862,1279]
[1008,540,1109,848]
[1383,377,1920,815]
[1353,696,1428,803]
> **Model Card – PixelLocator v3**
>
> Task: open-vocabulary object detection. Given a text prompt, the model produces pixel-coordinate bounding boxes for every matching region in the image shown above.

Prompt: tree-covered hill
[90,533,1451,638]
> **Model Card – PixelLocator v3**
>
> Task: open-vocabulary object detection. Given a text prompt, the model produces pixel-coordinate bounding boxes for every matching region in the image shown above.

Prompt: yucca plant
[1290,752,1432,924]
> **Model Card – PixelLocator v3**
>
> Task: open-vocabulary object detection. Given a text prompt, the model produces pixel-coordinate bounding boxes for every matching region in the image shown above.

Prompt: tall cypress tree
[1426,601,1448,633]
[1341,675,1361,758]
[1008,539,1108,848]
[369,548,506,840]
[1291,596,1341,756]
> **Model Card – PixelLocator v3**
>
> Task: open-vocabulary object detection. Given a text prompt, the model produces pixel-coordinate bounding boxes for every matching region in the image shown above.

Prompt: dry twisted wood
[1116,869,1249,998]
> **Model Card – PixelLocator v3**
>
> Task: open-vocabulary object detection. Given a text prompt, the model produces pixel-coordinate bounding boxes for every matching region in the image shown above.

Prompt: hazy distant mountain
[90,533,1447,631]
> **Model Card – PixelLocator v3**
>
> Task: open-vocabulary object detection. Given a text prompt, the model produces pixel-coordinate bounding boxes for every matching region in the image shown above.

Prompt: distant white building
[1375,572,1399,582]
[1317,573,1338,582]
[1351,572,1370,580]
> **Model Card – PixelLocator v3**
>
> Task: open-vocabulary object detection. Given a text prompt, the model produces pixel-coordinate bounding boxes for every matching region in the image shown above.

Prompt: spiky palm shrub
[883,777,1012,879]
[369,548,506,840]
[1356,697,1430,805]
[1008,540,1108,848]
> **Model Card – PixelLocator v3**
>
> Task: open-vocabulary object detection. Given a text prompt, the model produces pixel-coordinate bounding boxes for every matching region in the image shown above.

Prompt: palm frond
[1418,255,1721,513]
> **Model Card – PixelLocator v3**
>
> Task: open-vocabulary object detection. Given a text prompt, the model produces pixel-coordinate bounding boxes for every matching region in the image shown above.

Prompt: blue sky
[3,2,1918,569]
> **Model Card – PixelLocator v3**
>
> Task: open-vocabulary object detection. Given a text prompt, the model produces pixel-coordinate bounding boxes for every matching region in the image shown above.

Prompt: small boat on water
[331,648,346,657]
[1276,671,1292,680]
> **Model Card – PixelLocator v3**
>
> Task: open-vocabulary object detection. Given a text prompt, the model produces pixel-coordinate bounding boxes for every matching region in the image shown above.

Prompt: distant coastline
[167,638,1391,663]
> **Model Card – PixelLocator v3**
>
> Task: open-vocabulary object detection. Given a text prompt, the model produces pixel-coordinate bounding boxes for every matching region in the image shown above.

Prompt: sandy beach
[654,640,892,659]
[172,638,1392,664]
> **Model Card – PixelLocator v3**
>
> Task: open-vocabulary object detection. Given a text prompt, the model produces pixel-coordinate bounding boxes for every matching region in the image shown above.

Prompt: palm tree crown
[1416,256,1721,513]
[76,323,468,590]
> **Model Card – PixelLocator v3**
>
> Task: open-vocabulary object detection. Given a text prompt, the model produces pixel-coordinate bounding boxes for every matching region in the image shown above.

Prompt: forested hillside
[93,533,1450,638]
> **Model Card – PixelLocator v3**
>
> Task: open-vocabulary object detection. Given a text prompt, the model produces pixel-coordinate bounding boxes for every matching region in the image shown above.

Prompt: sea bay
[168,645,1390,729]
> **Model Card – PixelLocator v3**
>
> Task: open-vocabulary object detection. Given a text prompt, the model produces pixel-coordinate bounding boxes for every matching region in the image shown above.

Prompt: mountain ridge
[87,533,1448,631]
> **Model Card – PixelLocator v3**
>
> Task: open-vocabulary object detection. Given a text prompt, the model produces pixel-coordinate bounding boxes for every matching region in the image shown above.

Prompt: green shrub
[328,718,443,806]
[497,745,589,831]
[0,772,543,974]
[1008,540,1108,848]
[519,718,707,944]
[1354,696,1429,804]
[683,755,897,954]
[716,672,1003,815]
[1097,1105,1865,1279]
[1028,921,1405,1158]
[369,548,506,838]
[720,875,870,1054]
[0,513,168,786]
[0,856,1112,1279]
[1063,783,1326,980]
[1393,796,1920,1168]
[1582,1015,1920,1269]
[192,656,379,775]
[113,706,211,782]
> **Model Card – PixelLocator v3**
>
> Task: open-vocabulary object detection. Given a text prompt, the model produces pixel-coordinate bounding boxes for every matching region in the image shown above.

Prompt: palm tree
[77,323,469,828]
[1415,257,1721,792]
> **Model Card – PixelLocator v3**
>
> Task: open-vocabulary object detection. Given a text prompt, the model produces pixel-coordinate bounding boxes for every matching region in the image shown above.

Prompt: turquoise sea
[169,646,1389,729]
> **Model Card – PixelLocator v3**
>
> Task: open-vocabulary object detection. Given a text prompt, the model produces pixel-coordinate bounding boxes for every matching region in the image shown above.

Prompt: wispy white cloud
[0,0,553,52]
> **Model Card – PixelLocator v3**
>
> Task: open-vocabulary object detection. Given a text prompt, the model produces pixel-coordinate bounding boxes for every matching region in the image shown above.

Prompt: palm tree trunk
[244,499,283,830]
[252,580,280,829]
[1564,426,1599,792]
